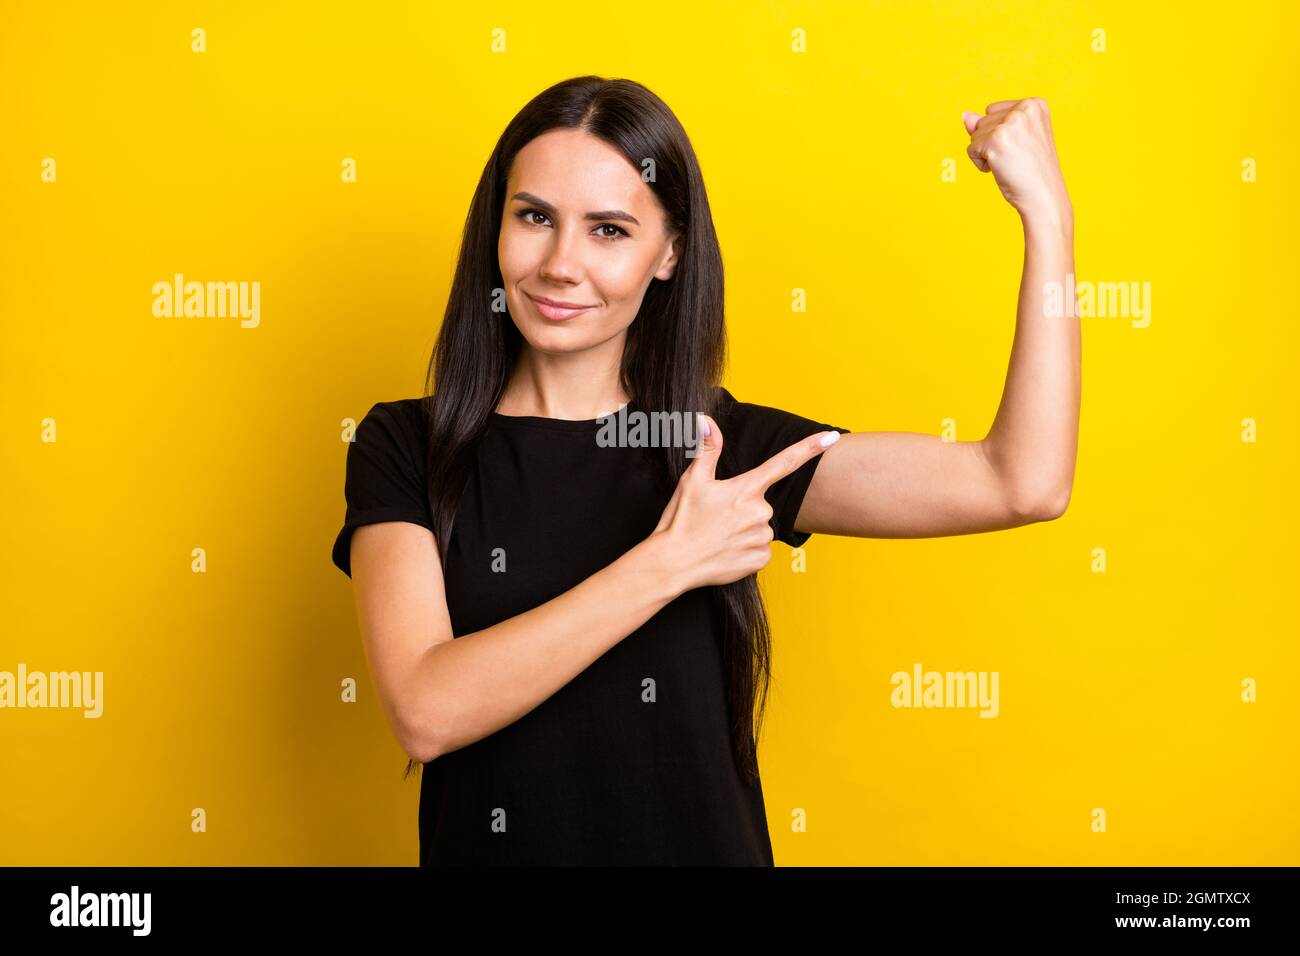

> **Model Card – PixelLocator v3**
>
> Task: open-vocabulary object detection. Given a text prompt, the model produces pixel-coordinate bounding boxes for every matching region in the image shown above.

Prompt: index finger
[736,430,841,492]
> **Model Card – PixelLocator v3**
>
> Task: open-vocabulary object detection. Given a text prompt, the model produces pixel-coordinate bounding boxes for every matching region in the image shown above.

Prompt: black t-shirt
[331,386,850,865]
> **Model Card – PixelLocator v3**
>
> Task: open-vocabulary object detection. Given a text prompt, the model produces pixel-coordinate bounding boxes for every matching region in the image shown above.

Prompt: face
[498,127,680,356]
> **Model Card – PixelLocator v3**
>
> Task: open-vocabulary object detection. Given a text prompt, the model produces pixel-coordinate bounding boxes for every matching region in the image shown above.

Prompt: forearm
[406,532,686,761]
[982,202,1080,516]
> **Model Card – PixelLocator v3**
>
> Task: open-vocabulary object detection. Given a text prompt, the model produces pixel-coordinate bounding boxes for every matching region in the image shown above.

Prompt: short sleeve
[715,388,851,548]
[331,400,436,577]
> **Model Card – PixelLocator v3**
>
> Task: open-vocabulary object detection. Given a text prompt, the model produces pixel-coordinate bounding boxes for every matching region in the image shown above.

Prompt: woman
[331,76,1078,866]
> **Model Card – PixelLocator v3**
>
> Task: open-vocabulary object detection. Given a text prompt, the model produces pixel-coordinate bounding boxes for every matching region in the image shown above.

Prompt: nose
[537,224,584,286]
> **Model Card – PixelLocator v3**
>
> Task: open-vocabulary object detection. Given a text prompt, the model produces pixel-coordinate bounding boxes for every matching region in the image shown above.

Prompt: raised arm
[794,97,1079,538]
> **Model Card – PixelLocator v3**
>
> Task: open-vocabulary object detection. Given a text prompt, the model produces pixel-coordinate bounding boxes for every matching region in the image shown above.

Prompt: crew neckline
[489,399,635,431]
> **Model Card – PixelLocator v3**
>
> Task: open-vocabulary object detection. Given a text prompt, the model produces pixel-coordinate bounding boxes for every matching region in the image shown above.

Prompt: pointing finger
[738,429,842,492]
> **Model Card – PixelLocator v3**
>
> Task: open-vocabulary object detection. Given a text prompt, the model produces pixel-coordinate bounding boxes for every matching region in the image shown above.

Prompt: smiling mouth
[526,293,597,321]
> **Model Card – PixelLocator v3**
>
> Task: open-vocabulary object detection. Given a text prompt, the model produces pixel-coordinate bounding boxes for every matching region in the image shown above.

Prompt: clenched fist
[962,98,1072,222]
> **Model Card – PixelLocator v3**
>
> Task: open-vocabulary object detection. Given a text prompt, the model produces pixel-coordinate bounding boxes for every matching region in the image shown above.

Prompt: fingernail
[819,431,840,447]
[698,413,711,437]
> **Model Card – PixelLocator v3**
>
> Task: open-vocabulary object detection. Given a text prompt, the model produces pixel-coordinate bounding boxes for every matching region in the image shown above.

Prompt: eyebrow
[510,191,641,226]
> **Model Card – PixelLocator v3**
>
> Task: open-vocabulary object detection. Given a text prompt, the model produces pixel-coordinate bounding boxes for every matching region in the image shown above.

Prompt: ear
[655,233,681,281]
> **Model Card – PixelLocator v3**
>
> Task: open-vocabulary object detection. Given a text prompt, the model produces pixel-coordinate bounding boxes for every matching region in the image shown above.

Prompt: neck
[496,340,631,420]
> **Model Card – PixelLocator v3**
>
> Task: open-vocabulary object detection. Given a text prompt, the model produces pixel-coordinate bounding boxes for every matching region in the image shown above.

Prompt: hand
[650,414,841,590]
[962,98,1071,223]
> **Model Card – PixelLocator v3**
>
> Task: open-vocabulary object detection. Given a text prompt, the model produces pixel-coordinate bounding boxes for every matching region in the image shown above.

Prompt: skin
[348,104,1079,762]
[493,128,679,418]
[799,98,1078,536]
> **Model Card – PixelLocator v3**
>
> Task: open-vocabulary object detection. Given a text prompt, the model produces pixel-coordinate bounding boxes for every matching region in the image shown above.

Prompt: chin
[516,323,596,354]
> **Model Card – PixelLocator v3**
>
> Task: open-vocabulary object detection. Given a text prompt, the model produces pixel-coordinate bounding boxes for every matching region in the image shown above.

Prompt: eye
[514,208,629,241]
[516,208,551,227]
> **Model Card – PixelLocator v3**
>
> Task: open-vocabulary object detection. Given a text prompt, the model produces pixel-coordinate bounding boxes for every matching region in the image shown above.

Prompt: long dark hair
[404,75,773,785]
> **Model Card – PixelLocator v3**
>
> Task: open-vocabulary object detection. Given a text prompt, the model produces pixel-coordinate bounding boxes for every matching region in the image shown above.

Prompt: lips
[527,293,596,321]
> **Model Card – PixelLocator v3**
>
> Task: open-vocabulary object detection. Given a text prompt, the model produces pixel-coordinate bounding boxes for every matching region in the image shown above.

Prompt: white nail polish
[819,431,840,447]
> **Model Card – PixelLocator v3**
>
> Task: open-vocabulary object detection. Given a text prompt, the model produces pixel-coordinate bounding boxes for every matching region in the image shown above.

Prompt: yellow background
[2,0,1296,865]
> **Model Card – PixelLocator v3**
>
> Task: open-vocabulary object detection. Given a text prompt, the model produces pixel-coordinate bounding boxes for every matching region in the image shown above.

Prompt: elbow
[396,704,443,765]
[404,735,439,766]
[1043,482,1074,520]
[980,442,1073,526]
[1014,484,1072,523]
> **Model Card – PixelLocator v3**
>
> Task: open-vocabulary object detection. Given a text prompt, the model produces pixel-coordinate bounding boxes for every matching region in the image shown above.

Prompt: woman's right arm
[349,519,687,763]
[346,414,836,764]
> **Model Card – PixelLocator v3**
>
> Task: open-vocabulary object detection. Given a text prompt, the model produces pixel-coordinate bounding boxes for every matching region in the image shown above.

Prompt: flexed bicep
[792,430,1061,539]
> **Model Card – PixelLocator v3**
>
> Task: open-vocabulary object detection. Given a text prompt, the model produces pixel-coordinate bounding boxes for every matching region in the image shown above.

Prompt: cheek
[589,253,653,303]
[497,230,533,281]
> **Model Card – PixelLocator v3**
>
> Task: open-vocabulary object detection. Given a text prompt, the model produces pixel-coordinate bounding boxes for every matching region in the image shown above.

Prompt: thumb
[962,110,981,135]
[684,413,723,481]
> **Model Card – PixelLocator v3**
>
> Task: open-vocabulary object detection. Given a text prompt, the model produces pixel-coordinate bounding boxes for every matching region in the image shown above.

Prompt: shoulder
[333,397,434,576]
[706,385,851,467]
[710,385,794,419]
[709,385,817,435]
[361,396,429,426]
[348,397,432,478]
[356,397,429,445]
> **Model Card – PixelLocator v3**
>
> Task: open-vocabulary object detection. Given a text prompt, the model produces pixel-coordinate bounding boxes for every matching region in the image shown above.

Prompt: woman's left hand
[962,98,1071,222]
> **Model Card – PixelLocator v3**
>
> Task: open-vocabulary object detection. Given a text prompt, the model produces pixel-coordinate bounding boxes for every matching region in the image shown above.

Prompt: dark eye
[515,208,628,241]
